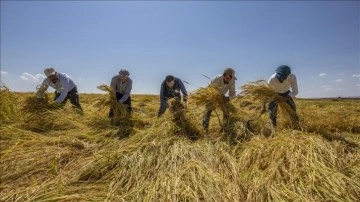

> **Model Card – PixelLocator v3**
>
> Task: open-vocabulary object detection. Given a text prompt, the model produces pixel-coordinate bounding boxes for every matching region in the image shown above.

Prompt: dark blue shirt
[160,77,188,105]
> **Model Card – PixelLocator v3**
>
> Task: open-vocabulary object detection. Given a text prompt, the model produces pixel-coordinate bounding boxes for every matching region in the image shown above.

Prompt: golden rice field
[1,85,359,201]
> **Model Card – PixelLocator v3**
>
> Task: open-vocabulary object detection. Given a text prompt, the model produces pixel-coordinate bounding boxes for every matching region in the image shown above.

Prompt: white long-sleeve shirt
[36,72,77,103]
[268,73,298,97]
[110,75,133,104]
[209,75,236,100]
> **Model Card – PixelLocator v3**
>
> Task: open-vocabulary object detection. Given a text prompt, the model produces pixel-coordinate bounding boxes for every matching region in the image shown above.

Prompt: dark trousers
[202,104,229,131]
[109,93,132,117]
[55,87,83,111]
[158,102,169,117]
[202,106,212,130]
[268,96,299,127]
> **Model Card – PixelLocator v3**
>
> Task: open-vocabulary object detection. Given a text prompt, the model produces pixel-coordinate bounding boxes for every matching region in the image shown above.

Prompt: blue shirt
[160,77,188,105]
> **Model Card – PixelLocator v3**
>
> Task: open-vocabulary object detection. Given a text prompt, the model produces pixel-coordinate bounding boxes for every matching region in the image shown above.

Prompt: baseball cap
[223,67,237,80]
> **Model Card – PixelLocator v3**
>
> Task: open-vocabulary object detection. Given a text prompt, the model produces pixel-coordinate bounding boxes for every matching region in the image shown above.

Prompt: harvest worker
[268,65,299,128]
[37,67,83,112]
[202,67,237,131]
[158,75,188,117]
[109,69,133,117]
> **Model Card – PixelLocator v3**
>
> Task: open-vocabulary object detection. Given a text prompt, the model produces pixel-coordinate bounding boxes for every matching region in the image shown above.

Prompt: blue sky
[1,1,359,98]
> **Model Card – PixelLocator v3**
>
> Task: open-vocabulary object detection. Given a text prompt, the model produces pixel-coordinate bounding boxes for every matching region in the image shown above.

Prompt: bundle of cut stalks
[167,98,202,140]
[21,93,60,114]
[240,80,298,128]
[20,94,83,132]
[191,85,237,115]
[22,110,84,133]
[95,84,133,137]
[95,85,128,116]
[0,86,17,124]
[192,86,253,142]
[222,116,253,143]
[241,80,278,103]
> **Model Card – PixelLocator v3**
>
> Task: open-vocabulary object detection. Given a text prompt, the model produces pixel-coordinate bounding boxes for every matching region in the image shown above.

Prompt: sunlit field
[1,88,359,201]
